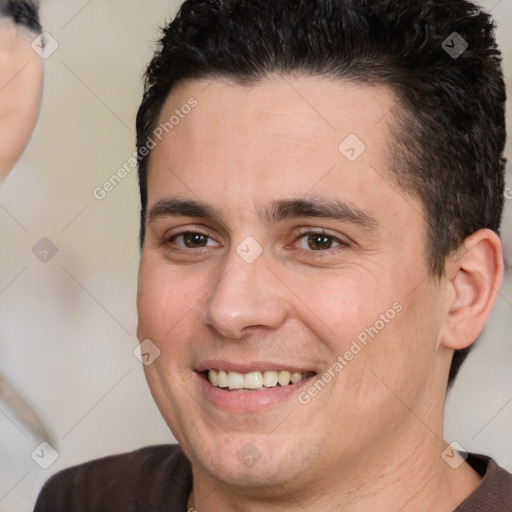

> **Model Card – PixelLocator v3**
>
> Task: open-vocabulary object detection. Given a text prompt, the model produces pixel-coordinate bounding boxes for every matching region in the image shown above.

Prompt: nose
[200,249,289,339]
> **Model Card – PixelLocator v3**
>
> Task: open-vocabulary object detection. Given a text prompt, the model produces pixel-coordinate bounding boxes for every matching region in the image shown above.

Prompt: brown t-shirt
[33,445,512,511]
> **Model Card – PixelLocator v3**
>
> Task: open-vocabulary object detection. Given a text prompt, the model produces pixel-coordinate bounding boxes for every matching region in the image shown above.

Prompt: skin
[136,76,503,511]
[0,18,43,181]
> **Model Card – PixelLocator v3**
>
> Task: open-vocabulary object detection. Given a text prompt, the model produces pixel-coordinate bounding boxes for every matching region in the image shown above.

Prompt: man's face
[137,76,451,490]
[0,19,42,180]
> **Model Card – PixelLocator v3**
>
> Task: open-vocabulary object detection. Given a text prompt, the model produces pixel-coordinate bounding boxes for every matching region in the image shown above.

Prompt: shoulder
[456,453,512,511]
[33,444,192,512]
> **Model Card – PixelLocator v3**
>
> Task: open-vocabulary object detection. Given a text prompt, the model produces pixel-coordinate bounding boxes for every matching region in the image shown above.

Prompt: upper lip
[196,360,318,374]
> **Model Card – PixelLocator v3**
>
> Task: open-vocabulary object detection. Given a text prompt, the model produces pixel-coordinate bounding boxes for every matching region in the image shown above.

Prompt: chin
[181,428,309,488]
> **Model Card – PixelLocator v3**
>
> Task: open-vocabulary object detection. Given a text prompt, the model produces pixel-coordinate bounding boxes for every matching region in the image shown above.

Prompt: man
[35,0,512,510]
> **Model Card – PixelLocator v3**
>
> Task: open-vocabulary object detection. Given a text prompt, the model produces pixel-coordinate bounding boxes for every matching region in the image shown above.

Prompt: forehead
[146,75,429,269]
[148,75,405,204]
[156,76,396,171]
[156,75,396,152]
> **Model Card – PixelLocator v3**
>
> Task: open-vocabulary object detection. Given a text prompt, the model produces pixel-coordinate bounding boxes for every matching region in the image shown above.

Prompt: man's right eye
[165,231,219,250]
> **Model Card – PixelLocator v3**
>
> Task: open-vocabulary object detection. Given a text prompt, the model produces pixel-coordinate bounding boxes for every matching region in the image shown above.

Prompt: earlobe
[441,229,504,350]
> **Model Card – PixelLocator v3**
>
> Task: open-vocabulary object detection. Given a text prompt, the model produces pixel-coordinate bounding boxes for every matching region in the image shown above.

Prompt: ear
[441,229,504,350]
[0,20,43,180]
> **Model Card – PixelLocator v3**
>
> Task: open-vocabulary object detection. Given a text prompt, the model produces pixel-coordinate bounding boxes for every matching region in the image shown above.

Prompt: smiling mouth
[205,369,316,392]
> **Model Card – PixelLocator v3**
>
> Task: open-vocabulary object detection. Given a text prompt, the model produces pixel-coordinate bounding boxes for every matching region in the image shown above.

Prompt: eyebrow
[147,197,379,231]
[264,198,379,230]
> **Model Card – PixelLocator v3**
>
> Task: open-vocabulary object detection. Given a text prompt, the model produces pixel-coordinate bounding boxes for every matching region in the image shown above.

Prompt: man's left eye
[295,233,343,251]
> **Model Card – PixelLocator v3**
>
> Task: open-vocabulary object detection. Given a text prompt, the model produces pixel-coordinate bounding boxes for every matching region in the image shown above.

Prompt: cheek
[137,255,171,340]
[301,268,439,388]
[346,283,442,405]
[290,270,395,352]
[136,254,205,345]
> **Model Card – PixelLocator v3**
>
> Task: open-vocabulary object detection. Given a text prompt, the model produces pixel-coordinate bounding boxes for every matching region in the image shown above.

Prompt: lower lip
[196,372,315,412]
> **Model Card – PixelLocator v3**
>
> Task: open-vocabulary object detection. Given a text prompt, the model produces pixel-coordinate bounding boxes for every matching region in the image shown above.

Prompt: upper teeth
[208,370,307,390]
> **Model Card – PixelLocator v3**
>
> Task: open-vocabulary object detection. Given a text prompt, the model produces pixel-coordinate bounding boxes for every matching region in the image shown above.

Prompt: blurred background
[0,1,510,510]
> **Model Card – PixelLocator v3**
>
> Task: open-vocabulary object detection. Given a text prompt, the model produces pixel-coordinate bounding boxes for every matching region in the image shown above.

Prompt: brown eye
[166,232,216,249]
[298,232,342,251]
[181,233,209,248]
[294,231,347,256]
[306,234,335,251]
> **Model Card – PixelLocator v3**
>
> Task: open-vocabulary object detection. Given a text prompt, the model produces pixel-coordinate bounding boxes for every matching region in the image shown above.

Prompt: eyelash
[163,228,349,258]
[292,229,349,257]
[163,229,217,254]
